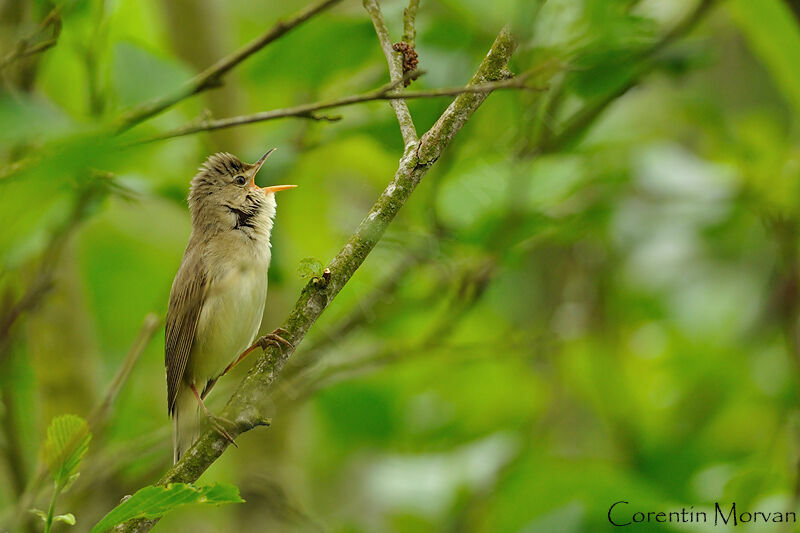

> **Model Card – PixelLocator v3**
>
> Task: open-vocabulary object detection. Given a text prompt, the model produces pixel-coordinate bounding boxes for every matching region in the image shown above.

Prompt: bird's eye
[234,175,247,186]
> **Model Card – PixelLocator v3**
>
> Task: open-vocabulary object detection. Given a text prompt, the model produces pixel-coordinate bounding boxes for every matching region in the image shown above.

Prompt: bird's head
[188,149,296,236]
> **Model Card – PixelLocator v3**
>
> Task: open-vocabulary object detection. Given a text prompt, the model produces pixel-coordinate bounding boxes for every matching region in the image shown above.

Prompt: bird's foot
[221,329,295,377]
[256,329,294,351]
[191,384,239,447]
[203,411,238,448]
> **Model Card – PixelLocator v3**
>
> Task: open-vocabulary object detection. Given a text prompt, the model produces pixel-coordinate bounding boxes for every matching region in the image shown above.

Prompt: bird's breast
[188,236,270,385]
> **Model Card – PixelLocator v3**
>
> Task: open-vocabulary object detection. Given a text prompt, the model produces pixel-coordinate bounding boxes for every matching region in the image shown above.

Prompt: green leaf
[54,513,76,526]
[90,483,244,533]
[29,509,47,522]
[729,0,800,115]
[42,415,91,489]
[297,257,324,280]
[62,473,81,493]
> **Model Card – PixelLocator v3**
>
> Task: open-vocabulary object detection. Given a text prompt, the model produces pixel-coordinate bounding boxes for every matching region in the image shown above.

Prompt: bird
[165,149,296,463]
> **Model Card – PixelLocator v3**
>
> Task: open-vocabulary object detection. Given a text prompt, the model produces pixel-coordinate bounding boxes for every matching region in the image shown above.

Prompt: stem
[0,186,101,367]
[44,482,60,533]
[88,313,161,430]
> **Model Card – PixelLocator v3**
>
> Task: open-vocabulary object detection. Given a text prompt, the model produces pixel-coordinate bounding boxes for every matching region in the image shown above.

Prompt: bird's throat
[225,205,256,230]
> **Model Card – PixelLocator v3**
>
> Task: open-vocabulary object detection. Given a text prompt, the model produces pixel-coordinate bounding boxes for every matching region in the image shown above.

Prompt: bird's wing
[165,248,208,415]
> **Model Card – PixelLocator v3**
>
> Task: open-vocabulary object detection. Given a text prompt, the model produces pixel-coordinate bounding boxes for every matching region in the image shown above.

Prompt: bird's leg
[190,384,237,447]
[221,328,294,376]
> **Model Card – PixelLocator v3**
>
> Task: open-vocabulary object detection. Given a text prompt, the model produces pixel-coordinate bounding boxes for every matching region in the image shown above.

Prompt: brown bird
[166,150,295,462]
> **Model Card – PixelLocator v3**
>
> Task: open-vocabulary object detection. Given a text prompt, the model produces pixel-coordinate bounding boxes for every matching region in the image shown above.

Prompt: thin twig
[281,258,499,402]
[402,0,420,47]
[113,0,343,133]
[88,313,161,430]
[0,7,62,71]
[538,0,717,153]
[113,27,516,533]
[0,39,57,70]
[363,0,419,147]
[0,0,342,183]
[0,186,102,365]
[139,74,540,143]
[289,335,528,404]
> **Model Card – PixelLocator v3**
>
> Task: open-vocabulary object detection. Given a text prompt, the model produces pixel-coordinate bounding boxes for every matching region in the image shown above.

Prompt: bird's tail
[172,385,199,463]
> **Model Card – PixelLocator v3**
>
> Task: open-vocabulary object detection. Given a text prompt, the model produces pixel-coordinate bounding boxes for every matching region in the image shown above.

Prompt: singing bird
[166,150,295,462]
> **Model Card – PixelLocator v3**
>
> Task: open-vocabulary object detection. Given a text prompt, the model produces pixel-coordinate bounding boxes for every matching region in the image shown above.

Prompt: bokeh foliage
[2,0,800,531]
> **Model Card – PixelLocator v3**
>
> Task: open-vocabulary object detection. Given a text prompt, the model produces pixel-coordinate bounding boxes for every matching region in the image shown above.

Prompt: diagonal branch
[282,257,498,403]
[112,26,516,533]
[363,0,419,147]
[0,6,62,72]
[113,0,343,133]
[88,313,161,430]
[538,0,717,153]
[281,239,435,381]
[0,183,106,366]
[0,0,342,181]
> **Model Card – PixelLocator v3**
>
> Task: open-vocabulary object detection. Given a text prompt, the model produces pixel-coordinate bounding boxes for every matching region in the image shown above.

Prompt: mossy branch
[112,26,516,533]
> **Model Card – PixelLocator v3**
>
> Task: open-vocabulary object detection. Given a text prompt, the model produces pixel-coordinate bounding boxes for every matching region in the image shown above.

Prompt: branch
[0,7,62,71]
[281,258,499,402]
[88,313,161,430]
[0,0,342,182]
[112,26,516,533]
[538,0,717,153]
[282,240,435,381]
[112,0,343,133]
[0,39,57,70]
[0,184,104,365]
[363,0,418,147]
[402,0,420,47]
[140,74,539,142]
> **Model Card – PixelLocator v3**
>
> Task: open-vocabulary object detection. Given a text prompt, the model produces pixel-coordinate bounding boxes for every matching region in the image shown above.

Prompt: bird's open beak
[261,184,298,193]
[252,148,277,174]
[249,148,297,193]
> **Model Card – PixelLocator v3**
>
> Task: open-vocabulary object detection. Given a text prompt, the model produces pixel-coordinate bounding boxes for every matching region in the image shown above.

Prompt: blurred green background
[2,0,800,531]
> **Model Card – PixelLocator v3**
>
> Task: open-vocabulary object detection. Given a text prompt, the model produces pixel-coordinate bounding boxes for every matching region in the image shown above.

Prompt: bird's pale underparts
[167,148,297,462]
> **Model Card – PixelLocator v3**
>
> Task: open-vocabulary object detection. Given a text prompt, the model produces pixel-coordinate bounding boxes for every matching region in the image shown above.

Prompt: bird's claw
[257,329,294,351]
[205,412,238,448]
